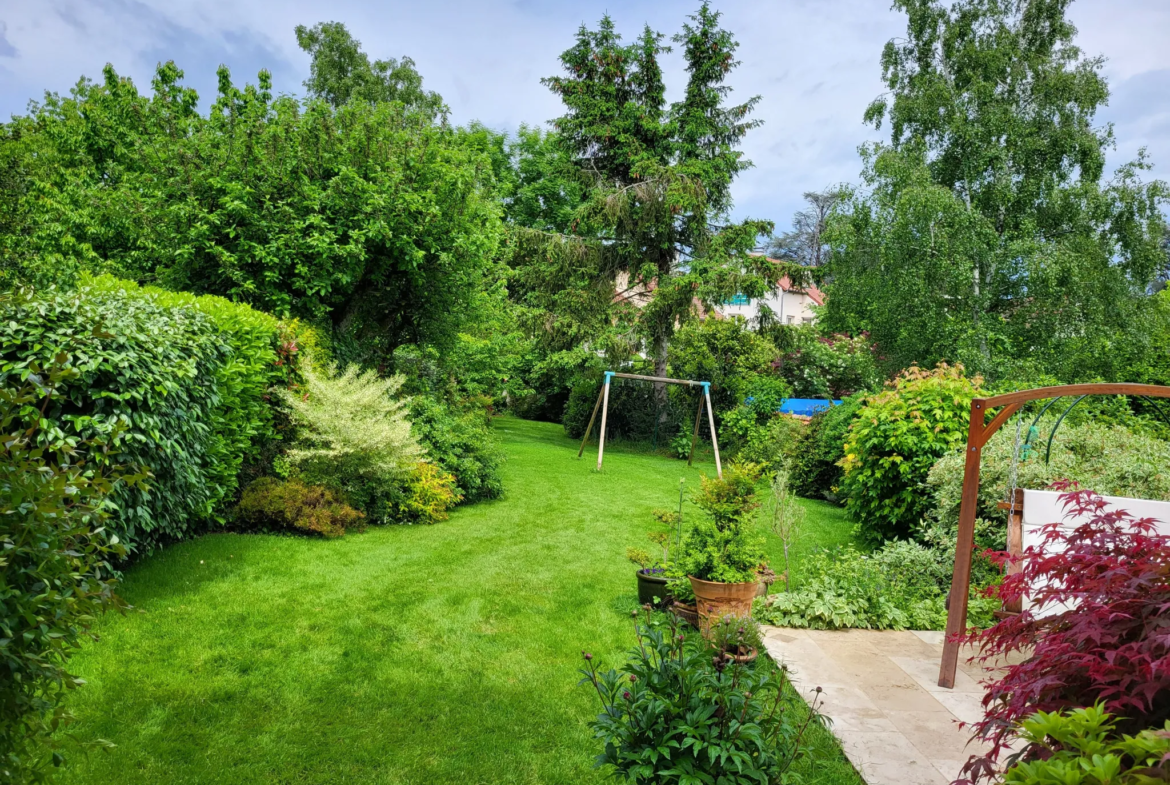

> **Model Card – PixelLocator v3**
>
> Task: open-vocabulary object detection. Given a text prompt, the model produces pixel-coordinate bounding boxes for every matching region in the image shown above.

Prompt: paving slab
[763,627,1001,785]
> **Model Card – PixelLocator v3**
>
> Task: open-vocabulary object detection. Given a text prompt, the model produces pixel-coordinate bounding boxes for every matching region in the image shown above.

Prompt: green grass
[60,417,862,785]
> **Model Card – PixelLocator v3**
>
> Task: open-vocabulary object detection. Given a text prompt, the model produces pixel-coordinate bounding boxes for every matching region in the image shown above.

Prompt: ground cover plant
[52,419,862,785]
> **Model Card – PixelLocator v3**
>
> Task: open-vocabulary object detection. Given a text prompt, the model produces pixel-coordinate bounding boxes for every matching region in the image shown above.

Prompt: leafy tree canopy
[513,4,786,407]
[822,0,1168,381]
[295,21,444,116]
[0,55,502,356]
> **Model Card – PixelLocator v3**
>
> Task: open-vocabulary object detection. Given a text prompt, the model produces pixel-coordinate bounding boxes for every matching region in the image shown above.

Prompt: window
[786,315,795,324]
[725,294,750,306]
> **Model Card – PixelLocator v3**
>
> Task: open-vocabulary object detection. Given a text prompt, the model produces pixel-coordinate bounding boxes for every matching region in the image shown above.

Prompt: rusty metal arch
[938,383,1170,688]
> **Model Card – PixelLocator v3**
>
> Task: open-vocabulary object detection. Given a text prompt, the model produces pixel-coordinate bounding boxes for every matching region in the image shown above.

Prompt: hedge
[0,275,302,553]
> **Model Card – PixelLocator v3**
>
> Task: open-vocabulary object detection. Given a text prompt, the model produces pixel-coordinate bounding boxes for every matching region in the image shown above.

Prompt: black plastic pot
[636,568,670,605]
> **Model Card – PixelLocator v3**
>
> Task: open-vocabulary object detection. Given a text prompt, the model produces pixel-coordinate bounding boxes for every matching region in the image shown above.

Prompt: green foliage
[707,614,764,655]
[277,361,424,524]
[790,394,865,502]
[523,5,779,403]
[840,364,982,545]
[398,461,462,525]
[406,396,504,503]
[625,548,653,569]
[1002,706,1170,785]
[823,0,1168,380]
[0,278,285,553]
[726,413,806,474]
[294,21,443,114]
[1,363,139,782]
[925,418,1170,552]
[755,541,998,631]
[580,611,821,785]
[668,317,780,415]
[0,59,502,358]
[678,462,767,583]
[768,326,883,399]
[562,372,687,443]
[234,478,365,539]
[767,467,805,591]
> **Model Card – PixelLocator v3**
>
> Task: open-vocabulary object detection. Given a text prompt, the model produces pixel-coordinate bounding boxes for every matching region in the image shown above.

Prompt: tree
[822,0,1168,379]
[294,21,443,116]
[523,4,780,417]
[767,467,805,590]
[0,57,502,359]
[765,189,841,268]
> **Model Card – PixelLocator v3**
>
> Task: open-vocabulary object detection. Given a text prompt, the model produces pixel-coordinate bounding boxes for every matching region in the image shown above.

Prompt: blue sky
[1,0,1167,231]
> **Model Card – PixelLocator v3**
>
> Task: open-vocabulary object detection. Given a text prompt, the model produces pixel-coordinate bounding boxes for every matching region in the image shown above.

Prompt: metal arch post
[1044,395,1088,464]
[702,382,722,479]
[596,372,613,472]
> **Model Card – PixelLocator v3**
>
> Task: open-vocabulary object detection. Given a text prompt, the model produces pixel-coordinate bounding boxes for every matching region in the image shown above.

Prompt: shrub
[790,393,864,502]
[959,488,1170,783]
[1,363,140,781]
[925,418,1170,551]
[996,706,1170,785]
[398,461,462,525]
[579,610,822,785]
[754,541,999,631]
[0,277,289,554]
[407,396,503,503]
[729,413,806,473]
[840,363,982,545]
[278,362,422,482]
[768,325,883,398]
[234,478,365,538]
[678,463,767,584]
[668,317,780,415]
[562,372,686,443]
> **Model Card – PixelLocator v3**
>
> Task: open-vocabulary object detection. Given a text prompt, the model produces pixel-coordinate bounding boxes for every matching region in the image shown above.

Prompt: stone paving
[762,627,1001,785]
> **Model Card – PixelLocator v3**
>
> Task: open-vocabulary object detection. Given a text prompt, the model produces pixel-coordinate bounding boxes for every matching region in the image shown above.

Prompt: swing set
[577,371,724,479]
[938,382,1170,689]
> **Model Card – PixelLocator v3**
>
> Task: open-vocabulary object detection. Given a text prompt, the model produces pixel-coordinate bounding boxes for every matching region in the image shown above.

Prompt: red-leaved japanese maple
[957,485,1170,784]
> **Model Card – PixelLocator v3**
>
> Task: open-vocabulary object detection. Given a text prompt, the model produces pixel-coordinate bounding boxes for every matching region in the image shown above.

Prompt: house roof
[777,273,825,306]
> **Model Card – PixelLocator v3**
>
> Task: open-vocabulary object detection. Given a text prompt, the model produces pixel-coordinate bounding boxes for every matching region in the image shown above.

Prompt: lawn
[60,417,862,785]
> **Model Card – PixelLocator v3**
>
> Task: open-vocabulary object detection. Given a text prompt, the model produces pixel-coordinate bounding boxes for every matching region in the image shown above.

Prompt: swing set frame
[577,371,723,479]
[938,382,1170,689]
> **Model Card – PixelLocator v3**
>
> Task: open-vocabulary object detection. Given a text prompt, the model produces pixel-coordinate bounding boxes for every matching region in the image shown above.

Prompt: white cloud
[1,0,1166,230]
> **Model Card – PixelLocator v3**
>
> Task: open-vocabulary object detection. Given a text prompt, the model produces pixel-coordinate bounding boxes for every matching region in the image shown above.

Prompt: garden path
[763,627,1000,785]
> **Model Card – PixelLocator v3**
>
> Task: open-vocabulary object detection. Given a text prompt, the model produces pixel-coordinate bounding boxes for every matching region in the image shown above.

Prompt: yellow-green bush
[235,478,365,538]
[839,364,982,545]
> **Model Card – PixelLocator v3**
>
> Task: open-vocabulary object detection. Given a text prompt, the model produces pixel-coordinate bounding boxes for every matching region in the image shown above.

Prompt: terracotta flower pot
[688,576,759,636]
[672,601,699,628]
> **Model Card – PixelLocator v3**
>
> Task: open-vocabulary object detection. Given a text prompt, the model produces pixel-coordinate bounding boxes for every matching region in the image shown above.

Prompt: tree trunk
[653,331,670,416]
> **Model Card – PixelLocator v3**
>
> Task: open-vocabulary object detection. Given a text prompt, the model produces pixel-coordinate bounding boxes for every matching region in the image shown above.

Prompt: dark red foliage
[957,484,1170,783]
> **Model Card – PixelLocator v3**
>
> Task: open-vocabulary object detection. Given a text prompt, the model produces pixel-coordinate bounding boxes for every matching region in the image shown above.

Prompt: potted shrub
[677,462,769,634]
[708,614,764,664]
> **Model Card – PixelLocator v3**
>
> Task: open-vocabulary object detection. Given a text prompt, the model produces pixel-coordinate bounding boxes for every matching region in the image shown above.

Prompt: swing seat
[1004,489,1170,619]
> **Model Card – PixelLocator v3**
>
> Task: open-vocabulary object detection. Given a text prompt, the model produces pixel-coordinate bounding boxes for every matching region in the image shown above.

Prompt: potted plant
[627,547,670,605]
[627,506,683,607]
[708,614,764,664]
[677,462,769,634]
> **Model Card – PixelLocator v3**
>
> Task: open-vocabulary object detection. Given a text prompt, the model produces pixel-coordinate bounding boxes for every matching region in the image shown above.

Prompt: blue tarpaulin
[778,398,842,417]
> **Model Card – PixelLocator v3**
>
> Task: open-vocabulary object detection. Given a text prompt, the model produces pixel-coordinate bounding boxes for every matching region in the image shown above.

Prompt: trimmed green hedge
[0,275,295,553]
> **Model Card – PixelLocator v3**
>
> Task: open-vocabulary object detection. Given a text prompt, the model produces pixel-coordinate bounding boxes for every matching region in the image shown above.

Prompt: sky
[1,0,1168,230]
